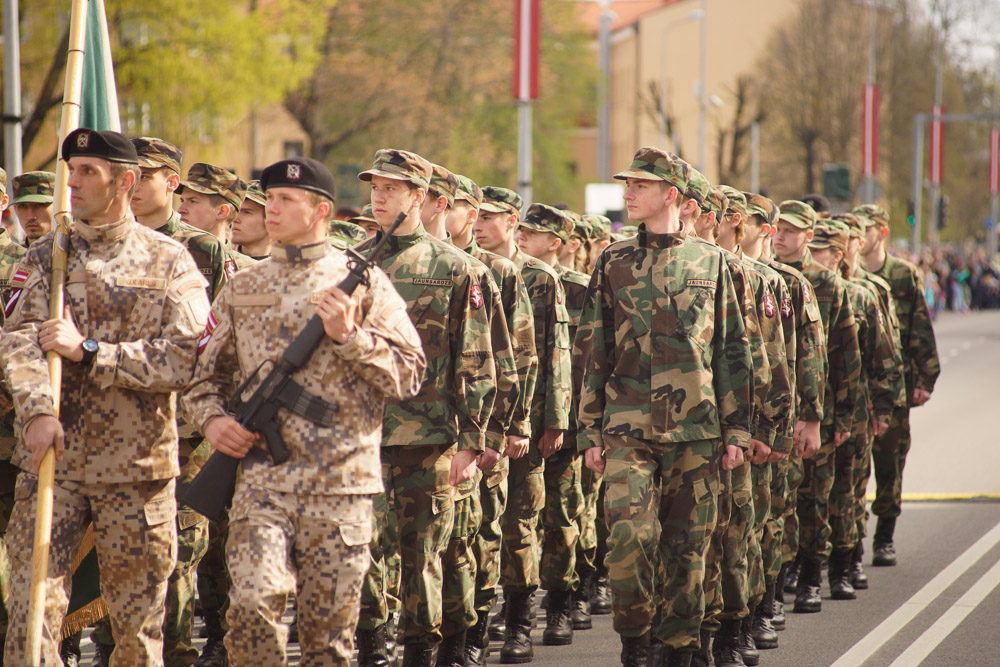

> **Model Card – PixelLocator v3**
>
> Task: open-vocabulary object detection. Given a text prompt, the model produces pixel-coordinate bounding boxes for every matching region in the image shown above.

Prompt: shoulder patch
[225,259,237,278]
[781,297,792,319]
[763,293,776,318]
[412,278,452,287]
[198,311,218,356]
[687,279,716,289]
[11,266,32,286]
[802,283,813,303]
[470,284,484,309]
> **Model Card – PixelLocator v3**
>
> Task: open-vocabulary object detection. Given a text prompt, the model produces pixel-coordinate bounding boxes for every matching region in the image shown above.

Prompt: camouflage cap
[810,219,850,253]
[744,193,777,225]
[685,167,711,208]
[704,187,729,217]
[454,175,483,209]
[613,146,689,192]
[582,213,612,241]
[0,167,6,197]
[801,193,831,214]
[350,204,377,225]
[358,148,432,190]
[132,137,182,174]
[480,186,523,215]
[178,163,247,210]
[831,212,865,239]
[243,179,266,207]
[719,185,747,218]
[777,199,818,230]
[328,219,368,250]
[851,203,889,227]
[570,213,591,239]
[11,171,56,205]
[562,210,585,239]
[612,224,639,241]
[520,203,574,243]
[427,163,459,207]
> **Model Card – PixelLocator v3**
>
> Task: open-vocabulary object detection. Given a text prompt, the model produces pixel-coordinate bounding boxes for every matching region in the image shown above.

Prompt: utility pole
[3,0,24,241]
[696,0,708,171]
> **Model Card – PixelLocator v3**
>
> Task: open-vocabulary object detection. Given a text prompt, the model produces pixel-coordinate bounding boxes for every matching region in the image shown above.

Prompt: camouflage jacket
[855,269,906,410]
[357,225,496,452]
[183,240,425,495]
[768,259,827,424]
[224,241,259,280]
[555,263,591,438]
[842,277,900,434]
[511,248,572,440]
[464,239,537,439]
[0,229,26,321]
[576,228,752,452]
[0,216,210,483]
[749,257,796,452]
[156,211,229,302]
[870,252,940,405]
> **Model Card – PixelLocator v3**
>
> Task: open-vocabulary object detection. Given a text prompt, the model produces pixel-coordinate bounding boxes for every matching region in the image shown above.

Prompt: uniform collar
[270,240,330,264]
[75,214,133,244]
[375,223,428,253]
[636,223,686,249]
[155,210,182,237]
[782,247,812,271]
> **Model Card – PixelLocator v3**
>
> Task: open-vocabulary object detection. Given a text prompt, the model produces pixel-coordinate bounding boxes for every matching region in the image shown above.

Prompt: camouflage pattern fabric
[747,462,771,605]
[196,514,230,623]
[0,229,27,325]
[225,485,372,664]
[11,171,55,204]
[440,489,483,638]
[224,241,259,278]
[157,211,229,302]
[473,464,508,614]
[179,162,247,211]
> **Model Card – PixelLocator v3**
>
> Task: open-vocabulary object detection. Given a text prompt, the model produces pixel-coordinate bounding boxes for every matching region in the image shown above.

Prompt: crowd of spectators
[904,242,1000,317]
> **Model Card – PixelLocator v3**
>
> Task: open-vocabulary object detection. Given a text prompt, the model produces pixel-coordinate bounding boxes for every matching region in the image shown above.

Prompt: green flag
[79,0,120,132]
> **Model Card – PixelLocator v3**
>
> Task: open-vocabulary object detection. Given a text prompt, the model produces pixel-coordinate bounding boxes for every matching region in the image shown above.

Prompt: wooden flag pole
[26,0,88,662]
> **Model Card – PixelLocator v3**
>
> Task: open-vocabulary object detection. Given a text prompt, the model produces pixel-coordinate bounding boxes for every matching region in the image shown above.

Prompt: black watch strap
[81,339,99,366]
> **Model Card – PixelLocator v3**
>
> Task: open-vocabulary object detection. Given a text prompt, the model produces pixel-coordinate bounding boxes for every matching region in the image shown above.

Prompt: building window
[284,141,304,159]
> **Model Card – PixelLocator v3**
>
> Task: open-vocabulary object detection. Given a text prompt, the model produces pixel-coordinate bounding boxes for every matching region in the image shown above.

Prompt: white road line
[889,555,1000,667]
[830,519,1000,667]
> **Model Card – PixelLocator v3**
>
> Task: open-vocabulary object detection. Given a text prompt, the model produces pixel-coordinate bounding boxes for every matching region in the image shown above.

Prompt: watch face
[83,339,99,353]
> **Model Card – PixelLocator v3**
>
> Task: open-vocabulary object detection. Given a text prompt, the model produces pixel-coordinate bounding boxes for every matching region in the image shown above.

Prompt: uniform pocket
[338,519,373,547]
[13,472,36,501]
[144,496,175,527]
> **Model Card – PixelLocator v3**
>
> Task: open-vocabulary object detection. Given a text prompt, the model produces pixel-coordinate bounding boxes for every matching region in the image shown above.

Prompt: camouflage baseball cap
[852,203,889,227]
[612,224,639,241]
[613,146,689,192]
[520,203,574,243]
[243,179,266,207]
[132,137,182,174]
[745,193,777,224]
[350,204,377,225]
[719,186,747,218]
[777,199,818,230]
[11,171,56,205]
[0,167,6,197]
[810,219,850,253]
[178,163,247,210]
[562,210,584,239]
[831,212,865,239]
[570,213,591,240]
[582,214,612,241]
[328,219,368,250]
[358,149,432,190]
[685,167,711,208]
[480,187,523,215]
[704,187,729,217]
[454,175,483,209]
[428,164,459,207]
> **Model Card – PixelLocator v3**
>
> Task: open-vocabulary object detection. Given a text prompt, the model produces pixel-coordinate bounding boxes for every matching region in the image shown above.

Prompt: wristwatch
[80,338,99,366]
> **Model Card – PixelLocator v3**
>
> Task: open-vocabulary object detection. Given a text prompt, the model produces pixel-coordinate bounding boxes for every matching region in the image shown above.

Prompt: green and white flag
[79,0,120,132]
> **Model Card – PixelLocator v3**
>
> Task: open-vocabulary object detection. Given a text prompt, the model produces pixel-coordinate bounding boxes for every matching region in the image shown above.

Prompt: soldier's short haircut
[109,162,140,198]
[208,193,238,224]
[306,190,335,221]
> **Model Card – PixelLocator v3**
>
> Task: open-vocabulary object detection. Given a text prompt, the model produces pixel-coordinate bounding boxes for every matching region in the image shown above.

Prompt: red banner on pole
[929,105,945,185]
[861,84,879,176]
[513,0,540,100]
[990,128,999,195]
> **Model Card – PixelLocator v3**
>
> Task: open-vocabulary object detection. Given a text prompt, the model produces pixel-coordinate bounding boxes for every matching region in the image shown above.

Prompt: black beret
[61,128,138,164]
[260,158,336,202]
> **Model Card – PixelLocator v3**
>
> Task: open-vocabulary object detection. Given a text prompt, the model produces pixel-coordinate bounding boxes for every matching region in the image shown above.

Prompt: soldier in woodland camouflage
[856,204,940,567]
[184,157,425,665]
[232,180,273,259]
[576,147,752,667]
[1,129,211,665]
[177,162,255,278]
[10,171,56,244]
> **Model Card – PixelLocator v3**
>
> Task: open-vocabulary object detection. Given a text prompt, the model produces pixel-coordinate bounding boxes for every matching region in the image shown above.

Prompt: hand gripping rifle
[181,212,406,521]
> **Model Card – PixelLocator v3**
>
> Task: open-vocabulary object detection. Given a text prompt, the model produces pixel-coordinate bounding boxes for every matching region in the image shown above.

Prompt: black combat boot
[783,554,801,593]
[619,632,651,667]
[499,589,535,664]
[851,541,869,589]
[195,609,228,666]
[829,547,857,600]
[690,628,713,667]
[60,632,81,667]
[572,571,594,629]
[872,517,897,566]
[773,565,787,630]
[663,649,694,667]
[751,586,778,649]
[793,557,822,613]
[464,612,491,666]
[488,600,507,641]
[356,625,391,667]
[738,616,759,666]
[542,589,573,646]
[401,642,437,667]
[711,619,746,667]
[435,630,466,667]
[591,563,612,615]
[91,642,113,667]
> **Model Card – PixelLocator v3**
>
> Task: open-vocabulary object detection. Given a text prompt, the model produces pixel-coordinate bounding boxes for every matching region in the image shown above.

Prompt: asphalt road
[78,311,1000,666]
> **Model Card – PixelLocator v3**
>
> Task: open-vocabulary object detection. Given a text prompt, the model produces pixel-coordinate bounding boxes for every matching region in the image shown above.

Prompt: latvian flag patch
[198,311,218,355]
[3,268,29,318]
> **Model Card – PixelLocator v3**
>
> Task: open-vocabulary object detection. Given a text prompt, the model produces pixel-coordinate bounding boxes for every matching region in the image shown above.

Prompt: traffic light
[822,164,851,201]
[937,194,949,229]
[907,199,915,226]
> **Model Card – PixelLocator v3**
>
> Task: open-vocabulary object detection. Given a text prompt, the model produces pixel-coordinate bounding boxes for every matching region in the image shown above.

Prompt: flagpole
[26,0,88,662]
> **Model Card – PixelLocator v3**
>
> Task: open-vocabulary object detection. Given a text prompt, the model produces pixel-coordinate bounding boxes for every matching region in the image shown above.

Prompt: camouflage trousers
[358,463,400,633]
[4,473,176,667]
[225,483,371,666]
[704,461,752,627]
[854,434,875,540]
[762,461,788,585]
[0,459,18,650]
[575,464,605,579]
[830,433,866,552]
[440,473,483,638]
[780,449,804,565]
[796,426,836,560]
[746,462,771,607]
[541,448,584,593]
[472,458,508,614]
[872,406,911,519]
[603,435,720,651]
[196,513,230,625]
[163,505,209,667]
[359,444,456,645]
[500,451,544,592]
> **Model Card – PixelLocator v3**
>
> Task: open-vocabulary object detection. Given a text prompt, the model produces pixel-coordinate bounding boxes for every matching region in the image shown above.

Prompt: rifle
[181,212,406,521]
